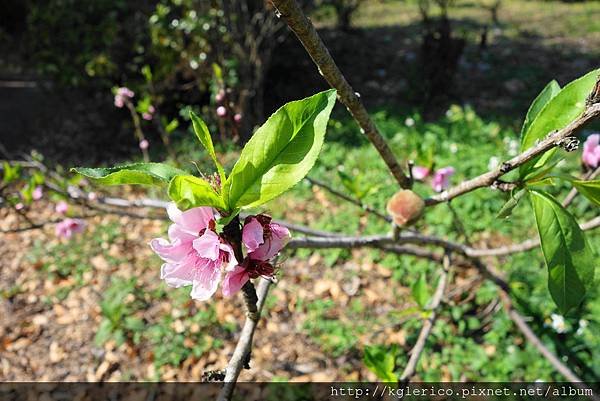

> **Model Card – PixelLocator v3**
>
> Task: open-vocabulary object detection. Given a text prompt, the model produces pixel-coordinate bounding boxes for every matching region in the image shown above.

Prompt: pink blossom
[215,89,225,103]
[139,139,149,150]
[117,87,134,98]
[148,105,156,114]
[149,204,240,300]
[216,106,227,117]
[582,133,600,168]
[142,112,153,120]
[242,215,291,261]
[15,202,24,210]
[431,167,455,192]
[114,96,125,108]
[55,218,86,239]
[32,186,43,200]
[411,166,430,181]
[233,113,242,123]
[114,87,134,108]
[55,201,68,214]
[87,192,97,201]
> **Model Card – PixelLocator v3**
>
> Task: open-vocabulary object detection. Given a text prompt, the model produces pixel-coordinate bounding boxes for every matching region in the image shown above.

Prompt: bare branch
[217,278,272,401]
[269,0,411,188]
[472,260,600,398]
[425,103,600,206]
[288,215,600,257]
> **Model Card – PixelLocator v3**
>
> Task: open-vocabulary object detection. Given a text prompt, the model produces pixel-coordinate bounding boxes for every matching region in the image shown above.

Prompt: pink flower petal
[242,218,264,252]
[55,201,68,214]
[166,203,215,233]
[582,133,600,168]
[250,222,291,261]
[192,230,221,261]
[160,256,197,288]
[222,265,250,297]
[432,167,455,192]
[32,186,43,200]
[190,266,221,301]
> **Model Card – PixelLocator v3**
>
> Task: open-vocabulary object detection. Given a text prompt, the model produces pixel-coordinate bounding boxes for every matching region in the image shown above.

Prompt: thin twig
[287,215,600,257]
[472,260,600,398]
[217,278,271,401]
[399,254,451,383]
[270,0,411,188]
[425,103,600,206]
[306,176,391,222]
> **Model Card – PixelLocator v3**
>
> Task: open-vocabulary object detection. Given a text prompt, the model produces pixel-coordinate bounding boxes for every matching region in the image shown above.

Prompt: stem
[270,0,411,188]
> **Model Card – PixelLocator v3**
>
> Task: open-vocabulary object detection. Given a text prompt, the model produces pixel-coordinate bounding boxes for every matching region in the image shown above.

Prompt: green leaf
[530,189,596,313]
[168,175,226,210]
[72,163,185,186]
[520,69,599,177]
[363,345,398,382]
[411,274,431,309]
[189,111,225,184]
[224,89,337,209]
[521,80,561,138]
[497,188,526,219]
[571,180,600,206]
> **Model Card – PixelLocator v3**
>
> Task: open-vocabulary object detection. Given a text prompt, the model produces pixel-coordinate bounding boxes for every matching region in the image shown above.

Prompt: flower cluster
[411,166,455,192]
[582,133,600,169]
[150,204,290,301]
[114,87,134,108]
[54,200,86,239]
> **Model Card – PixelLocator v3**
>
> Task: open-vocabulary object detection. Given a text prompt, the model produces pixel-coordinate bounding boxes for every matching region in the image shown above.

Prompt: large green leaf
[189,111,225,184]
[168,175,226,210]
[530,189,596,313]
[571,179,600,206]
[72,163,186,186]
[521,80,561,138]
[224,89,337,209]
[363,345,398,382]
[520,69,599,177]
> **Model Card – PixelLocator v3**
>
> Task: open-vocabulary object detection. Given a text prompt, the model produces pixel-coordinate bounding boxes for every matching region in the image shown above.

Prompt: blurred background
[1,0,599,382]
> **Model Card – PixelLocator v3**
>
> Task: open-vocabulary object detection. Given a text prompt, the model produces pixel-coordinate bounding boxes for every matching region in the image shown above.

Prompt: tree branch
[270,0,411,188]
[217,278,272,401]
[425,103,600,206]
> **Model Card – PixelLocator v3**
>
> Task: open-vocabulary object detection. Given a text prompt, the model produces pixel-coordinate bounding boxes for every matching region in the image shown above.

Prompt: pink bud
[215,90,225,103]
[216,106,227,117]
[114,95,124,108]
[148,105,156,114]
[117,87,134,98]
[32,186,43,200]
[15,202,24,210]
[87,192,97,201]
[233,113,242,123]
[411,166,430,181]
[142,112,153,120]
[139,139,149,150]
[55,201,68,214]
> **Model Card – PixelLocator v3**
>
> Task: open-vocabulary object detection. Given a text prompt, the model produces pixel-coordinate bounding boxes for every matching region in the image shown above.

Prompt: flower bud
[386,190,425,226]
